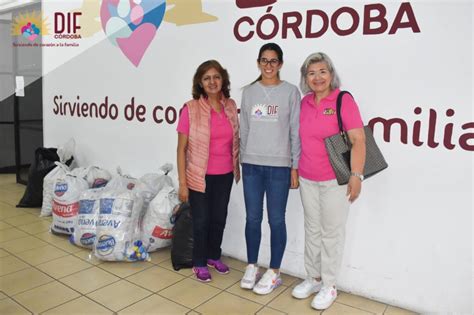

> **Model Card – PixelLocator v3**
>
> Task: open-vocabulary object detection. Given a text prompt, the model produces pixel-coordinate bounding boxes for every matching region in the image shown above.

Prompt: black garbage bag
[171,202,193,270]
[16,147,73,208]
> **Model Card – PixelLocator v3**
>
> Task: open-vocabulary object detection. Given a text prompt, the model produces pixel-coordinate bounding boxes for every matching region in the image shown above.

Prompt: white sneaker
[292,277,322,299]
[252,269,282,295]
[240,264,260,289]
[311,286,337,310]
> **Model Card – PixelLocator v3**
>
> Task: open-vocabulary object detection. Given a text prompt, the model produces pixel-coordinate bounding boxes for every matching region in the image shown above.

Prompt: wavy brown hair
[192,60,231,100]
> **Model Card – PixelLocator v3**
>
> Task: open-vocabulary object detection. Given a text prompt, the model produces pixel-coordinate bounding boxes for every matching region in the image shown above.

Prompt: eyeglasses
[259,58,280,67]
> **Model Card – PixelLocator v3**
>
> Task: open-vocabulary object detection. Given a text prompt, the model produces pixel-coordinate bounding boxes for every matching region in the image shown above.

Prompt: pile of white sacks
[41,163,180,262]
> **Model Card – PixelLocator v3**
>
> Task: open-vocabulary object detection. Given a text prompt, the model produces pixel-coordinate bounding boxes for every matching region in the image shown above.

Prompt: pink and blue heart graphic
[100,0,166,67]
[21,22,40,41]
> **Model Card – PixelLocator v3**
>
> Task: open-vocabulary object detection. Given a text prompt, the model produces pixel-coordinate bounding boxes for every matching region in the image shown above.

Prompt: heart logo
[21,22,40,41]
[100,0,166,67]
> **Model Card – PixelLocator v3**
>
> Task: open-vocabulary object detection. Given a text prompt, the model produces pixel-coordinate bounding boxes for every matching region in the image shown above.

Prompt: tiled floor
[0,174,417,314]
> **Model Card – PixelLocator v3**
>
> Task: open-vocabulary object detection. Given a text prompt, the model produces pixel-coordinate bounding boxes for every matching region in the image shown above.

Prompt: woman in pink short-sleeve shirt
[176,60,240,283]
[291,53,366,311]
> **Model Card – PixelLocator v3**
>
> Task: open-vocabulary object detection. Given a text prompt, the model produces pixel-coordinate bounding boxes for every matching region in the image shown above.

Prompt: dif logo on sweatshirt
[251,104,279,121]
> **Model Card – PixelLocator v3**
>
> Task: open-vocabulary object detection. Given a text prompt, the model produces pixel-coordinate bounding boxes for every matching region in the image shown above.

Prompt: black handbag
[324,91,388,185]
[170,202,193,270]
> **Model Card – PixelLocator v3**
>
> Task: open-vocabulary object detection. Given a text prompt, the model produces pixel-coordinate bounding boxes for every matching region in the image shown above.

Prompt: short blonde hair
[300,52,341,94]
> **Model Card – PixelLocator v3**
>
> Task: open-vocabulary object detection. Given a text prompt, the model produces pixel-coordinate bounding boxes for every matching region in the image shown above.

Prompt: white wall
[41,1,472,313]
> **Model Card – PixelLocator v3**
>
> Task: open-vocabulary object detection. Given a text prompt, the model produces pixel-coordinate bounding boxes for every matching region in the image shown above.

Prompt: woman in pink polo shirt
[176,60,240,283]
[291,53,366,310]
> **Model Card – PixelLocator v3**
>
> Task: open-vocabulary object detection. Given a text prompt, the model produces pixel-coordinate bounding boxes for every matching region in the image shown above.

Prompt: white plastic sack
[40,162,69,217]
[93,175,149,261]
[138,163,177,212]
[141,185,180,252]
[70,166,111,188]
[69,167,88,180]
[69,187,104,248]
[138,171,172,216]
[157,163,179,191]
[136,174,162,207]
[57,138,75,163]
[51,174,89,235]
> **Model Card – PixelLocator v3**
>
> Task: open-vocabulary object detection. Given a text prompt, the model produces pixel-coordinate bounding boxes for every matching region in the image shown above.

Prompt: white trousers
[299,177,350,287]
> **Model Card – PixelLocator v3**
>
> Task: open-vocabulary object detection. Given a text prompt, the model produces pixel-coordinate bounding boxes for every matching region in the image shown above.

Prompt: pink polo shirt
[299,89,364,181]
[177,105,233,175]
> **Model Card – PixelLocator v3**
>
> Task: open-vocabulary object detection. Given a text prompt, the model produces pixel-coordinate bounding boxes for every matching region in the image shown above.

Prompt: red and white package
[51,174,88,235]
[40,162,70,217]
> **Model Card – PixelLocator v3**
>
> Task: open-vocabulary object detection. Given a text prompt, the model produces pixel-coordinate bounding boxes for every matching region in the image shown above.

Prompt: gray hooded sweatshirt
[240,80,301,168]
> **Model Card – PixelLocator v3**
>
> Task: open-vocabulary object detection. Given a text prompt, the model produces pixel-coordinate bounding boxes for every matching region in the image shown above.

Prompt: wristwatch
[350,172,364,181]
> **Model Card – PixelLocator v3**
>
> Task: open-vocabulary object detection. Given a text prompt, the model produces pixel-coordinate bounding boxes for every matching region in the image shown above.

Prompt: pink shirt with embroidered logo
[177,105,233,175]
[299,89,364,182]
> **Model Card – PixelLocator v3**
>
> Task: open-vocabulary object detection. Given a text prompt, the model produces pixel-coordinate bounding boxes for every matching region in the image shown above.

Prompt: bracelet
[350,172,364,181]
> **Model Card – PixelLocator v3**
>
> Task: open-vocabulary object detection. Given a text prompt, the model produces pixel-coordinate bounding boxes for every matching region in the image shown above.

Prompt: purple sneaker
[207,259,230,274]
[193,266,212,282]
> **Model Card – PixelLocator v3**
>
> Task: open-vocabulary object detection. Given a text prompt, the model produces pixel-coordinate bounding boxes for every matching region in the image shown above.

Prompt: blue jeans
[242,163,291,269]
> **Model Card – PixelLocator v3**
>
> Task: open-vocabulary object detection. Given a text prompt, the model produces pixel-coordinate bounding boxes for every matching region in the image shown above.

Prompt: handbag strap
[336,90,353,133]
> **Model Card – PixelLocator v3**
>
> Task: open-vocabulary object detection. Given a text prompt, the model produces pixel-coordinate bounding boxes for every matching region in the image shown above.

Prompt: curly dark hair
[192,60,231,100]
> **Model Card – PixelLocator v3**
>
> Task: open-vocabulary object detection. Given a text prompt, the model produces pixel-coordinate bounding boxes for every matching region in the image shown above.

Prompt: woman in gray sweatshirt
[239,42,301,295]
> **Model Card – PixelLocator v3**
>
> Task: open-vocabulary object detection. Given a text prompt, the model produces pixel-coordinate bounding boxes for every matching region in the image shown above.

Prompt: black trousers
[189,172,234,267]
